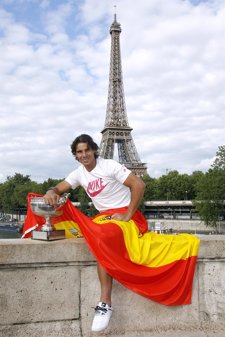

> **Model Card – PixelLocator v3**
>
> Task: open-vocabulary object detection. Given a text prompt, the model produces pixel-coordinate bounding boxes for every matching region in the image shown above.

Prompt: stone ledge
[0,235,225,337]
[1,235,225,266]
[0,237,95,265]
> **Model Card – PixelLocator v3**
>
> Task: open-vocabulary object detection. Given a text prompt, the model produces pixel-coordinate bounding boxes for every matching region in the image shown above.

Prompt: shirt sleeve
[110,160,131,184]
[65,170,80,189]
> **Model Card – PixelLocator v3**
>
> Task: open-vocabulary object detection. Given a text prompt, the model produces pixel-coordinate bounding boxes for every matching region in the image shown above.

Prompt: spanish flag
[22,193,200,306]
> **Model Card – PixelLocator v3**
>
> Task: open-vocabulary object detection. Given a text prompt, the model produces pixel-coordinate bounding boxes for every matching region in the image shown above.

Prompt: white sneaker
[91,302,112,332]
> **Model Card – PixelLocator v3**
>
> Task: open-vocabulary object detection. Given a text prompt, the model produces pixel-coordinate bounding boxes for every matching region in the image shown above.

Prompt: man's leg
[97,263,113,305]
[91,263,113,332]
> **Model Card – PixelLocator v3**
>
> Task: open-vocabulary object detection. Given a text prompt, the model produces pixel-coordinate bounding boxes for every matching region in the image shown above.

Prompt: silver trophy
[30,194,69,240]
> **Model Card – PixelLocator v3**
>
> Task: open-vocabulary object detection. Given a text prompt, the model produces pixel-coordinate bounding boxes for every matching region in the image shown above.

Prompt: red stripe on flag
[23,193,199,306]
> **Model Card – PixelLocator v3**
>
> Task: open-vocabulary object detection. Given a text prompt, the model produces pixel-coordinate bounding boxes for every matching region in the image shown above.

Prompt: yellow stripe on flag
[54,220,82,238]
[94,215,199,268]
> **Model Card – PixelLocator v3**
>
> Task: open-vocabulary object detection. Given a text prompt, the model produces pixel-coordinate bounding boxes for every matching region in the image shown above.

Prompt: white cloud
[0,0,224,183]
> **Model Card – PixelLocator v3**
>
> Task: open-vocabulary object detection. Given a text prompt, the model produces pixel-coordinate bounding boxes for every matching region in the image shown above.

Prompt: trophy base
[31,229,66,241]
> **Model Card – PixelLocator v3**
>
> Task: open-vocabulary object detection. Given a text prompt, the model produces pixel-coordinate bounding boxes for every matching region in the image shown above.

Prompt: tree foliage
[194,145,225,227]
[143,170,200,201]
[0,170,211,215]
[211,145,225,170]
[0,173,36,213]
[0,145,224,221]
[0,174,61,214]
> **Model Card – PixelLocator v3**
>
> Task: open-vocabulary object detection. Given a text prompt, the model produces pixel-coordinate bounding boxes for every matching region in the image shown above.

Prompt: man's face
[75,142,96,171]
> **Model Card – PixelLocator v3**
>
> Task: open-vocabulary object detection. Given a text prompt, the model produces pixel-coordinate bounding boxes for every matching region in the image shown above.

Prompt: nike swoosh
[87,183,109,198]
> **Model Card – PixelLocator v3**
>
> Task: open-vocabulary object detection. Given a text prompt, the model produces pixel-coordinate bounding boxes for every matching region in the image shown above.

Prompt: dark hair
[71,134,99,159]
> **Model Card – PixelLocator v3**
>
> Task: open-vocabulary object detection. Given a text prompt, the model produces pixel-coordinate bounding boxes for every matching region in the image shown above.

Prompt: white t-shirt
[65,157,131,211]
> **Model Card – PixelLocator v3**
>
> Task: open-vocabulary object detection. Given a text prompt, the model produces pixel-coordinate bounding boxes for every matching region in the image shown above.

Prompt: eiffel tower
[99,14,147,176]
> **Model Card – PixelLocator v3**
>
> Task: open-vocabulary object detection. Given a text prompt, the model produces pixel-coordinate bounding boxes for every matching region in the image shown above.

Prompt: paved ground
[93,330,225,337]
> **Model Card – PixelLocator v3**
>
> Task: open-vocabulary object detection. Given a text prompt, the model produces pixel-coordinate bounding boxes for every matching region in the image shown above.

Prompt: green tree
[41,178,64,195]
[194,146,225,228]
[211,145,225,170]
[156,171,194,200]
[189,171,205,198]
[142,174,158,200]
[0,173,41,214]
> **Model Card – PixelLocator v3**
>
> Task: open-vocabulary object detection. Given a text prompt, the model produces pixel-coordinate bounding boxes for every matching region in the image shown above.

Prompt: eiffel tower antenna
[99,13,147,176]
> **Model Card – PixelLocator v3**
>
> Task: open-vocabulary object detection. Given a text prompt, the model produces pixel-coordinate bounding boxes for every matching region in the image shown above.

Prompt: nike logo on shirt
[86,178,109,197]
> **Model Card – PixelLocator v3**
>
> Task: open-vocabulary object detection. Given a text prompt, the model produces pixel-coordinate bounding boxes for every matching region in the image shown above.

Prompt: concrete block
[198,260,225,330]
[1,235,225,337]
[80,265,99,334]
[80,264,200,336]
[0,266,80,324]
[0,238,95,265]
[0,320,80,337]
[198,235,225,259]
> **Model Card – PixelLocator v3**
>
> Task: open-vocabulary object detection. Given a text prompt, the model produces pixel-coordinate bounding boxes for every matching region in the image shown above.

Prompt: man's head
[71,134,99,160]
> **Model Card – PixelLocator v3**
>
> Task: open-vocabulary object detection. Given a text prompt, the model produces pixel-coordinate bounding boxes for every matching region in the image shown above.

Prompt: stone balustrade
[0,235,225,337]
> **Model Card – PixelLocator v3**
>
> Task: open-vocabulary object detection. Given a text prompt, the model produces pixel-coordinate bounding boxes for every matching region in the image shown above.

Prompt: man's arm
[111,173,145,222]
[43,180,72,206]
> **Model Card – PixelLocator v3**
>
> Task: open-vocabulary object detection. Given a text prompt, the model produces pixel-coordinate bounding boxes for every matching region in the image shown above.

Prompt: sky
[0,0,224,183]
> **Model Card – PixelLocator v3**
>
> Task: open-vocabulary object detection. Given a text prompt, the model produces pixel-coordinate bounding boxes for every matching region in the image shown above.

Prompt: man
[44,134,147,332]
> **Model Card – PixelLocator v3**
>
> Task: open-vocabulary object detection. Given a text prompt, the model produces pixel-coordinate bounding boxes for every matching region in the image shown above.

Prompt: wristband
[47,187,57,193]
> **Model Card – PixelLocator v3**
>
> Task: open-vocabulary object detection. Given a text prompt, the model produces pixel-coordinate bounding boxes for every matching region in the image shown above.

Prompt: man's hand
[43,181,71,206]
[43,190,60,206]
[111,213,130,222]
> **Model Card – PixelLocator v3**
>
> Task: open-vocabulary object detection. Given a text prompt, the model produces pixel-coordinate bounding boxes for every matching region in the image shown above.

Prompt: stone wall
[0,236,225,337]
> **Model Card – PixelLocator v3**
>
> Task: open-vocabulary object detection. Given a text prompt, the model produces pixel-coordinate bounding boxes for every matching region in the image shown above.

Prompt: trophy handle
[57,193,70,206]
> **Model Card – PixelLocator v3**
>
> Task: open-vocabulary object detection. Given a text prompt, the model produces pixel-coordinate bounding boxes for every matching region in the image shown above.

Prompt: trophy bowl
[30,195,67,232]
